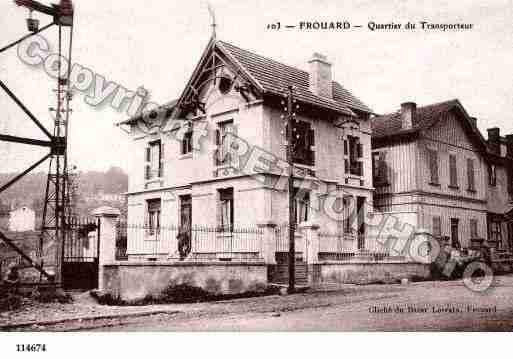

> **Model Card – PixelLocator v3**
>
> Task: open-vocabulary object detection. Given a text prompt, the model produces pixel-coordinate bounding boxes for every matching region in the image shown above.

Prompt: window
[181,130,193,155]
[467,158,475,191]
[294,188,310,224]
[432,216,442,239]
[218,188,234,231]
[449,154,458,188]
[146,199,161,235]
[179,195,192,231]
[489,164,497,186]
[215,120,236,166]
[145,140,163,180]
[450,218,460,249]
[490,221,503,248]
[343,196,354,234]
[372,151,388,186]
[286,120,315,166]
[345,136,363,176]
[427,149,439,185]
[470,219,478,239]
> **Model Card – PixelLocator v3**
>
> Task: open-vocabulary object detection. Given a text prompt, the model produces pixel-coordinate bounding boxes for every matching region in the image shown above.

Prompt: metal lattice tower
[0,0,75,284]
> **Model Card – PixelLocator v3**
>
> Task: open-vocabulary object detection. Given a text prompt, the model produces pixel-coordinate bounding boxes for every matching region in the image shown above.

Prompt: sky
[0,0,512,174]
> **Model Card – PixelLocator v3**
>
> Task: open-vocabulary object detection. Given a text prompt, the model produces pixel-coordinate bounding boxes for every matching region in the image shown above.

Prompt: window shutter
[344,159,349,174]
[159,142,164,177]
[470,219,478,239]
[213,148,219,166]
[144,145,151,180]
[344,140,348,155]
[357,143,363,158]
[379,152,388,183]
[467,158,475,190]
[215,129,221,146]
[358,161,363,177]
[433,216,441,238]
[308,127,315,147]
[429,149,439,184]
[449,155,457,186]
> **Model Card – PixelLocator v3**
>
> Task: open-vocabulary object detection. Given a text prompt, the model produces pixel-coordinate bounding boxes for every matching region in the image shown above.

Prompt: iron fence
[274,223,305,253]
[120,223,264,261]
[318,231,400,261]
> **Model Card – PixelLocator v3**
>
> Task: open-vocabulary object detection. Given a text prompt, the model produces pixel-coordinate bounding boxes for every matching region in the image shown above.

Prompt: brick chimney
[308,53,332,98]
[400,102,416,129]
[488,127,501,155]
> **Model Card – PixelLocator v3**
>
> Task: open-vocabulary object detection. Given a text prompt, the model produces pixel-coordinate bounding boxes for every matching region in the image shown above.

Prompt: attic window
[218,76,232,95]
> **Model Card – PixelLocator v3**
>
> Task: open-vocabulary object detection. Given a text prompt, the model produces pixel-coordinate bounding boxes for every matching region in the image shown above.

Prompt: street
[51,275,513,331]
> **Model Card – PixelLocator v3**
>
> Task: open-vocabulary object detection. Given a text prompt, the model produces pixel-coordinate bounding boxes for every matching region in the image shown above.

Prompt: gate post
[257,221,277,264]
[299,222,320,285]
[92,206,121,291]
[300,222,320,264]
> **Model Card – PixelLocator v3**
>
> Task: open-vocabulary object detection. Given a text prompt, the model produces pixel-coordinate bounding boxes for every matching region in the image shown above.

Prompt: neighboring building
[121,38,374,260]
[371,99,490,249]
[485,127,513,251]
[8,206,36,232]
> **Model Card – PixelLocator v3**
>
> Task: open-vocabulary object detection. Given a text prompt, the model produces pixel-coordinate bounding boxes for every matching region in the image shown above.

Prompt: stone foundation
[311,261,431,284]
[102,261,268,302]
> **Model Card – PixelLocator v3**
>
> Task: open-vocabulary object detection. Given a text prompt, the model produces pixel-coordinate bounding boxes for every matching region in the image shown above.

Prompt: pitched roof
[217,41,373,116]
[118,99,178,126]
[372,99,460,138]
[121,39,373,125]
[372,99,487,149]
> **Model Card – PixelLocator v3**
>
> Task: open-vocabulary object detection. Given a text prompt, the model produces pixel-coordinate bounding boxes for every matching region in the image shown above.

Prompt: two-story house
[371,99,489,249]
[121,38,373,261]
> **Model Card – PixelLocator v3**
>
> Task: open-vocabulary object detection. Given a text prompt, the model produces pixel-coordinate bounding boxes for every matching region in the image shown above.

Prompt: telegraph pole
[285,85,296,294]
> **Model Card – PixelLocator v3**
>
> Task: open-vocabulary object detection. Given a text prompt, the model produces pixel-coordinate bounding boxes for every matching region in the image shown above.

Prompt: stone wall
[102,261,267,302]
[312,261,430,285]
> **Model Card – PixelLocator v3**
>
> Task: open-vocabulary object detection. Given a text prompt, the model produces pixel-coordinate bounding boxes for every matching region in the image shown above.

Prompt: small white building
[8,206,36,232]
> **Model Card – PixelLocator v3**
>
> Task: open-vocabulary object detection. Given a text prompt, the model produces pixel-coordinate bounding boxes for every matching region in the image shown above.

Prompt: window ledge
[145,177,163,184]
[179,153,193,160]
[448,185,460,190]
[467,188,477,193]
[429,182,441,187]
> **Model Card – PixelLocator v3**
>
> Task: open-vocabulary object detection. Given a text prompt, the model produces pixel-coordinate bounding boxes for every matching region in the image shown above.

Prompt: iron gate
[62,217,99,290]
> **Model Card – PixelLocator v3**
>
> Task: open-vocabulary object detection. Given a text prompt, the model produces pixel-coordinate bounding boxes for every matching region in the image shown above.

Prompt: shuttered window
[146,199,161,236]
[489,164,497,186]
[428,149,439,185]
[449,154,458,187]
[181,130,193,155]
[145,140,162,180]
[285,120,315,166]
[372,151,388,186]
[432,216,442,238]
[470,219,478,239]
[467,158,475,191]
[347,136,363,177]
[294,188,310,224]
[218,188,234,231]
[215,120,236,167]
